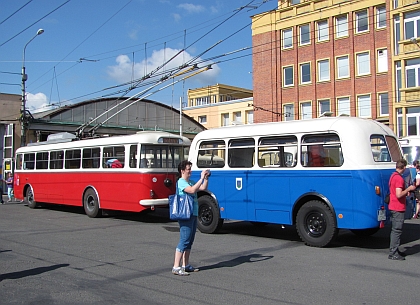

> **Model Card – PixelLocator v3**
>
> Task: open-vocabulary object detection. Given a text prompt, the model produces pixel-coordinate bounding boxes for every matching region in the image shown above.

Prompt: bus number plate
[377,209,386,221]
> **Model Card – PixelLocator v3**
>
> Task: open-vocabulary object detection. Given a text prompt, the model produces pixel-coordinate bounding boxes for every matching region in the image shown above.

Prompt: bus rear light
[380,220,385,228]
[381,206,385,210]
[150,190,155,198]
[375,186,380,195]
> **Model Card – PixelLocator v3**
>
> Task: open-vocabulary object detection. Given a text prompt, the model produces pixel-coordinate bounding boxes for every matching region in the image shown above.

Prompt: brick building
[251,0,392,125]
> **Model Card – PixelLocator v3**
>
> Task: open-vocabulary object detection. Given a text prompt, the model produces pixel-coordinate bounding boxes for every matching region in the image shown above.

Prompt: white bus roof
[191,117,395,141]
[17,131,191,153]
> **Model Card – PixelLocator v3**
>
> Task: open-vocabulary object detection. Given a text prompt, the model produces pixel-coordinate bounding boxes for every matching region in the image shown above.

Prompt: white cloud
[172,13,181,22]
[26,92,56,113]
[177,3,205,14]
[107,47,220,86]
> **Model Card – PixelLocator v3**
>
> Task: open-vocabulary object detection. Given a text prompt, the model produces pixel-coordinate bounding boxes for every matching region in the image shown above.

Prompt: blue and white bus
[188,117,402,247]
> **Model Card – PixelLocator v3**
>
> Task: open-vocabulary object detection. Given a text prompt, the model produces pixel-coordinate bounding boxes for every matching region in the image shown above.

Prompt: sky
[0,0,274,114]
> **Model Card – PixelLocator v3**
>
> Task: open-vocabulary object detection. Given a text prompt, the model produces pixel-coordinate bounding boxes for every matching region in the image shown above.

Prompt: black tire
[26,185,38,209]
[83,188,101,218]
[350,227,380,237]
[197,195,223,233]
[296,200,338,247]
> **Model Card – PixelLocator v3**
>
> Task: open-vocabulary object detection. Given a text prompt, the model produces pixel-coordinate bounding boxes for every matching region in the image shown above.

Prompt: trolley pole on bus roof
[179,96,183,137]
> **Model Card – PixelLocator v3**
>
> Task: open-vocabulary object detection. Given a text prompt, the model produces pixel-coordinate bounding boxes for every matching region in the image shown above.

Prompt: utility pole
[21,29,44,147]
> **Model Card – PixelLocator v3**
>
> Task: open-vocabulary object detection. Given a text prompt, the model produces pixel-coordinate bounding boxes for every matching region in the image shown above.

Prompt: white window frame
[318,59,330,82]
[377,49,388,73]
[246,110,254,124]
[317,20,329,42]
[337,96,351,116]
[283,28,293,49]
[284,104,294,121]
[300,62,311,84]
[406,58,420,88]
[378,92,389,116]
[356,10,369,33]
[376,6,386,29]
[404,10,420,40]
[336,15,348,38]
[233,111,242,123]
[337,55,350,78]
[300,102,312,120]
[299,24,310,46]
[356,52,370,76]
[283,66,294,87]
[357,94,371,118]
[198,115,207,124]
[221,113,229,126]
[318,99,331,117]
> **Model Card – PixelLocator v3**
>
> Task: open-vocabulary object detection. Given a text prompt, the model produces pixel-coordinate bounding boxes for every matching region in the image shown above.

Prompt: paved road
[0,201,419,305]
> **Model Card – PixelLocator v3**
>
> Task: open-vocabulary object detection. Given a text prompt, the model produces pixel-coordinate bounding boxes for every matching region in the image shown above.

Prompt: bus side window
[228,138,254,168]
[301,133,342,167]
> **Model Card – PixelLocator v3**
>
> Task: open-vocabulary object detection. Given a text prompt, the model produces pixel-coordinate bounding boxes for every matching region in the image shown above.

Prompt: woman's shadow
[199,253,273,271]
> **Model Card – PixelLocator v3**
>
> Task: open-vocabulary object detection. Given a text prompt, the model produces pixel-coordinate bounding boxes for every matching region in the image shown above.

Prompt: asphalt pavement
[1,201,419,305]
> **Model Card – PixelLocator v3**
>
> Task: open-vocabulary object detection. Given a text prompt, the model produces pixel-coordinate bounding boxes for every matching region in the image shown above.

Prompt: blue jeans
[176,216,197,253]
[7,187,13,200]
[389,210,405,256]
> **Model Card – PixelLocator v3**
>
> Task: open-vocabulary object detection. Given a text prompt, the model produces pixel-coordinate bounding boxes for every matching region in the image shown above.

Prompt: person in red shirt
[388,159,416,260]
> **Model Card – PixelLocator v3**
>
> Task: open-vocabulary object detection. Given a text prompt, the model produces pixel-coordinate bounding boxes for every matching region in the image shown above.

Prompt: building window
[291,0,300,4]
[221,113,229,126]
[377,49,388,73]
[299,24,310,45]
[404,10,420,40]
[358,95,371,118]
[406,58,420,88]
[407,107,420,135]
[394,15,400,56]
[318,99,331,117]
[284,104,294,121]
[300,102,312,120]
[283,28,293,49]
[396,61,402,102]
[317,20,329,42]
[283,66,294,86]
[318,59,330,82]
[337,97,350,116]
[337,55,349,78]
[233,111,242,123]
[198,115,207,124]
[379,93,389,116]
[376,6,386,29]
[246,110,254,124]
[336,15,348,38]
[300,62,311,84]
[356,10,369,33]
[356,52,370,76]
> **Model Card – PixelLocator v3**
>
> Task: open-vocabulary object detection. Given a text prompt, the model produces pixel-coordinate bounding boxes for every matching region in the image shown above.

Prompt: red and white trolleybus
[13,131,190,217]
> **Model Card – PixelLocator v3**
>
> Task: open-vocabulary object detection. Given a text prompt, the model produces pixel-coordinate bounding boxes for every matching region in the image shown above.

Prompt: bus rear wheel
[197,195,223,234]
[26,185,38,209]
[296,200,337,247]
[83,188,101,218]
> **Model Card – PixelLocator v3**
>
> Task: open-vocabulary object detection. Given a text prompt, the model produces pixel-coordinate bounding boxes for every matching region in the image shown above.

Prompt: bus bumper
[140,198,169,206]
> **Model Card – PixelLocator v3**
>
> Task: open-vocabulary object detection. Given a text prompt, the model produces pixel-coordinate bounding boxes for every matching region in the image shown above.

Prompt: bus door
[223,139,255,220]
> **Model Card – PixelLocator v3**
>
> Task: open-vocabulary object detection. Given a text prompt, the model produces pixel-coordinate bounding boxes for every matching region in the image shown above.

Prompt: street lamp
[21,28,44,147]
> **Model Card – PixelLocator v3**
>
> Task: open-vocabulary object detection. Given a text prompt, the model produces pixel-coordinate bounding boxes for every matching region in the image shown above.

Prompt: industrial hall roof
[30,97,205,139]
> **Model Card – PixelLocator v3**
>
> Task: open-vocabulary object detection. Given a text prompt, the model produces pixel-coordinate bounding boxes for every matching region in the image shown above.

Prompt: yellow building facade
[184,84,254,129]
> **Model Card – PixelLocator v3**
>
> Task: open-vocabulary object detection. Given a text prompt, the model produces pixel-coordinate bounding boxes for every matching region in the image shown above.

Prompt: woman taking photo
[172,160,209,276]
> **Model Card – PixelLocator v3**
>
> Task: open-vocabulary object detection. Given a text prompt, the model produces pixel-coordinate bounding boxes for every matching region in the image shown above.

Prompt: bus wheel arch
[197,192,223,234]
[25,184,38,209]
[83,187,101,218]
[295,197,338,247]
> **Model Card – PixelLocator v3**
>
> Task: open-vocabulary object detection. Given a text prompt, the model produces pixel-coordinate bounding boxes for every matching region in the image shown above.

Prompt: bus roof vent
[47,132,76,142]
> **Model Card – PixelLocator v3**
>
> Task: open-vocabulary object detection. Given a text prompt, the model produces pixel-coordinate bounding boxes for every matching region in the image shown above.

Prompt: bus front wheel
[26,185,38,209]
[296,200,338,247]
[83,188,101,218]
[197,195,223,234]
